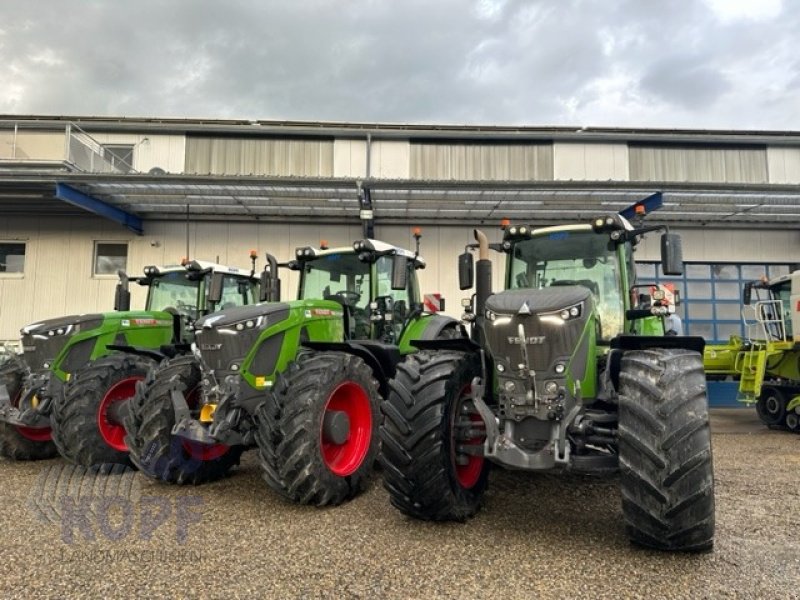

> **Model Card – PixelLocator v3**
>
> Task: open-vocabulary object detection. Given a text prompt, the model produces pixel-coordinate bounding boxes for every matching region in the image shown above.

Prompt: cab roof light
[249,249,258,259]
[320,240,329,250]
[295,246,315,258]
[500,218,511,230]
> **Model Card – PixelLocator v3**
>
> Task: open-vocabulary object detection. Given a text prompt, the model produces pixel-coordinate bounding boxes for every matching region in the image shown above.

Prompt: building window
[94,242,128,276]
[636,261,792,343]
[0,242,25,273]
[102,144,134,173]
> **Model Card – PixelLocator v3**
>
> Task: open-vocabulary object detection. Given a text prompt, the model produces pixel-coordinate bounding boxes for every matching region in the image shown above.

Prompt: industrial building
[1,115,798,361]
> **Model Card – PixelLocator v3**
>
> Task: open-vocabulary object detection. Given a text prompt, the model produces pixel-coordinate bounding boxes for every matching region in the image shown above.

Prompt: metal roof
[4,115,800,145]
[0,171,798,229]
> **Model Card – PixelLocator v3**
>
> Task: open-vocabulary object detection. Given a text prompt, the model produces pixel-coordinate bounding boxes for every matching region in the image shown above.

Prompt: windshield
[218,275,258,310]
[299,253,371,337]
[146,271,201,319]
[509,230,624,340]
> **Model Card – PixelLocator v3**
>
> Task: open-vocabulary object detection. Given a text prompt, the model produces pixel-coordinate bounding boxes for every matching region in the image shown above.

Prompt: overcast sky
[0,0,797,129]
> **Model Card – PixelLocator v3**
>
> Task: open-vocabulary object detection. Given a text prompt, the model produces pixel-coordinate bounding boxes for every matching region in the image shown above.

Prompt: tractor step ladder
[737,300,788,400]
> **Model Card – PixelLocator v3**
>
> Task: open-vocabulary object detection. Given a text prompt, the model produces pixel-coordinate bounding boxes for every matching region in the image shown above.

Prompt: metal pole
[185,204,190,260]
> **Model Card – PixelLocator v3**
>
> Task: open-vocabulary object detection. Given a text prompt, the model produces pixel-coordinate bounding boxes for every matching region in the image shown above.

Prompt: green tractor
[703,269,800,431]
[380,214,715,552]
[124,237,463,505]
[0,258,260,463]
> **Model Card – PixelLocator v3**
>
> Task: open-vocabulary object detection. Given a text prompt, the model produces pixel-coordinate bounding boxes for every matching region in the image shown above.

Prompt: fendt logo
[199,343,223,351]
[507,336,546,345]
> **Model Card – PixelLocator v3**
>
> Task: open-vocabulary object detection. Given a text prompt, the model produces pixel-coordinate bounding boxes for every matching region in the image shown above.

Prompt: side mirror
[259,254,281,302]
[743,282,753,306]
[660,233,683,276]
[114,284,131,311]
[114,270,131,311]
[391,255,408,290]
[458,252,474,290]
[208,272,224,305]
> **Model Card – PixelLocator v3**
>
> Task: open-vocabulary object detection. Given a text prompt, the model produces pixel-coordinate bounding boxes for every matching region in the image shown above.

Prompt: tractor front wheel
[52,354,155,466]
[618,348,715,552]
[380,350,489,521]
[0,357,57,460]
[124,355,243,485]
[255,351,380,506]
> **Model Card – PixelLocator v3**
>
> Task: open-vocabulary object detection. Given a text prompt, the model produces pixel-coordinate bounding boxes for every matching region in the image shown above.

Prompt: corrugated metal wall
[184,137,335,176]
[629,144,769,183]
[409,143,553,180]
[553,143,629,180]
[766,147,800,183]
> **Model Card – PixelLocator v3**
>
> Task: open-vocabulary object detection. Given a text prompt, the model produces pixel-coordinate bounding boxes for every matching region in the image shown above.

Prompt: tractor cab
[743,273,798,342]
[116,259,261,344]
[291,239,424,345]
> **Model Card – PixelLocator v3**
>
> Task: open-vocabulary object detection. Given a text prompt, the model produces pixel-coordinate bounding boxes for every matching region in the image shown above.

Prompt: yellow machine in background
[704,271,800,430]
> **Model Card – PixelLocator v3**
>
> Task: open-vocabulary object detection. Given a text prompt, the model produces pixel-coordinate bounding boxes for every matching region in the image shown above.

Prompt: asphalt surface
[1,408,798,599]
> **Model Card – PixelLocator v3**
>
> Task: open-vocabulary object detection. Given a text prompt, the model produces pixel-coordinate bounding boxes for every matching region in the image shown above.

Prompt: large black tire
[255,351,380,506]
[0,356,57,460]
[380,350,489,521]
[124,355,244,485]
[52,354,156,466]
[618,348,715,552]
[756,386,786,429]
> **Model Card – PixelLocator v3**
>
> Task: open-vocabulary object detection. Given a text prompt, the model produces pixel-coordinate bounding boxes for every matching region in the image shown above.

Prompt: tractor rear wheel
[0,357,57,460]
[124,355,243,485]
[255,351,380,506]
[756,387,786,429]
[618,348,715,552]
[380,350,489,521]
[52,354,155,466]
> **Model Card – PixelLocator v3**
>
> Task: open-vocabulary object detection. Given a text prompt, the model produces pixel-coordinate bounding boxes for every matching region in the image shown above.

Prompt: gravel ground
[0,408,798,599]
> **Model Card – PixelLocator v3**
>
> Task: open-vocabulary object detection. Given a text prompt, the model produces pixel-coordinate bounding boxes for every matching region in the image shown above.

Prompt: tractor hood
[485,287,591,316]
[482,286,594,378]
[21,313,105,337]
[20,313,104,372]
[195,302,291,330]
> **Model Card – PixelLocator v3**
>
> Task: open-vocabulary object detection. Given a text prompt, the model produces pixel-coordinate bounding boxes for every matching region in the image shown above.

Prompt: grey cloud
[0,0,798,129]
[640,56,732,109]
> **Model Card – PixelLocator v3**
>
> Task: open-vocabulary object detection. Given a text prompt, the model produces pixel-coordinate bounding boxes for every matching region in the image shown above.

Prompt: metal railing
[741,299,787,343]
[0,121,135,173]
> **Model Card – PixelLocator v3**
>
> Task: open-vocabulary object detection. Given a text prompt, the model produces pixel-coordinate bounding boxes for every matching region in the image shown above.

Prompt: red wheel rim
[13,390,52,442]
[180,386,230,462]
[451,384,486,489]
[97,376,143,451]
[320,381,372,476]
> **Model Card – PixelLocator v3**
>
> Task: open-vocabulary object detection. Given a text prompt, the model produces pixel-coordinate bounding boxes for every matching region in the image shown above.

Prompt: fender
[416,314,466,340]
[301,340,402,398]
